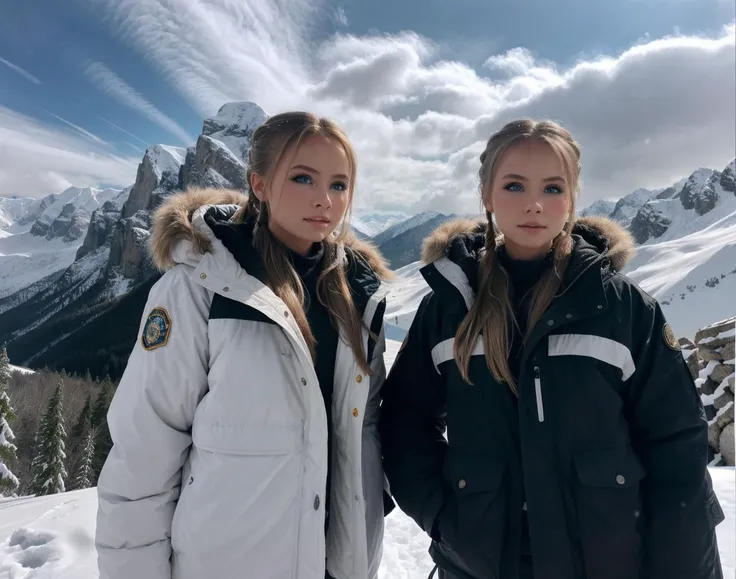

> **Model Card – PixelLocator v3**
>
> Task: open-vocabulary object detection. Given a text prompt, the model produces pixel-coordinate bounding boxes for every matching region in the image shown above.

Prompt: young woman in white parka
[95,112,394,579]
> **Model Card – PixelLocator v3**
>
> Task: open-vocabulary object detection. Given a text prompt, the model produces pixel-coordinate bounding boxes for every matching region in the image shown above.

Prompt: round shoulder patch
[142,307,172,350]
[662,322,680,351]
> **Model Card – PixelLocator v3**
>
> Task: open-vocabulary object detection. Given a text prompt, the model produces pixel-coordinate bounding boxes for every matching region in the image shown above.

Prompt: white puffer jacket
[95,188,392,579]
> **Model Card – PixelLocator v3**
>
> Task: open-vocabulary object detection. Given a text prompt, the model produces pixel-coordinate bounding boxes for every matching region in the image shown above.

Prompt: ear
[249,172,267,201]
[483,195,493,214]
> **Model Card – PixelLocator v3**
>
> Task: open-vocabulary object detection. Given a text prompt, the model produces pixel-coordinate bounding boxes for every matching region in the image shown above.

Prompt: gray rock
[719,423,734,466]
[708,421,722,452]
[714,390,734,410]
[716,403,734,429]
[629,203,672,244]
[695,318,736,349]
[712,363,735,385]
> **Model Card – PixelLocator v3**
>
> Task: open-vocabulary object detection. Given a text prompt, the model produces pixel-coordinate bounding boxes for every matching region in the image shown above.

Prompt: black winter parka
[379,217,725,579]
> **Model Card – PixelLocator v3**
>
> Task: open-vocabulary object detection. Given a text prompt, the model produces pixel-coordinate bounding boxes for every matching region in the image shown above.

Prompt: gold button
[200,273,207,279]
[355,375,362,383]
[458,479,467,489]
[352,408,359,417]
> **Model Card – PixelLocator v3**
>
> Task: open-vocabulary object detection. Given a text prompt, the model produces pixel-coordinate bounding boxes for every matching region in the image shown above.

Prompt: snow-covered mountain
[579,199,617,218]
[0,187,124,299]
[0,102,267,356]
[372,211,444,246]
[351,212,410,237]
[609,187,662,227]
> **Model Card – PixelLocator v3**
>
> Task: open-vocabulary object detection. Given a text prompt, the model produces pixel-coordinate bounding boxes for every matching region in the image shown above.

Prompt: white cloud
[0,105,138,197]
[0,56,42,85]
[44,111,108,145]
[84,61,193,145]
[64,3,736,211]
[334,6,348,27]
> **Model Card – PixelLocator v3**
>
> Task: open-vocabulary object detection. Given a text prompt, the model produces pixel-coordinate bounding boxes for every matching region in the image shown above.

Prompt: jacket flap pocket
[442,454,506,493]
[574,447,645,488]
[192,420,304,455]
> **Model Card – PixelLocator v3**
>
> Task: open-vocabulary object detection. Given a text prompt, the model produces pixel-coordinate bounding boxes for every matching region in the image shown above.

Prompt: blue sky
[0,0,734,212]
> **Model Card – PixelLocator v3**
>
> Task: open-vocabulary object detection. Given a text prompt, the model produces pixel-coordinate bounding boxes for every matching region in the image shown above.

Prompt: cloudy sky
[0,0,734,214]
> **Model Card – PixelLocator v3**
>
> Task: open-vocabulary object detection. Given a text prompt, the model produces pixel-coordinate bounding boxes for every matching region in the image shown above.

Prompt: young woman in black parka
[379,119,725,579]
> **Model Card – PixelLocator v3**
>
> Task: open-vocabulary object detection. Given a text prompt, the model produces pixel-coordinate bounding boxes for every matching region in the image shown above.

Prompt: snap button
[616,474,626,485]
[356,374,363,383]
[188,476,194,485]
[565,313,572,319]
[222,286,229,292]
[200,273,207,279]
[597,304,603,310]
[301,377,307,386]
[284,310,289,318]
[457,479,467,489]
[352,408,359,417]
[547,320,554,326]
[313,495,320,510]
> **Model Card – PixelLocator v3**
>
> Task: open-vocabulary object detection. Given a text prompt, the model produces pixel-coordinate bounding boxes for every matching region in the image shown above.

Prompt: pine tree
[91,378,115,482]
[0,346,19,496]
[73,420,95,490]
[71,395,92,441]
[30,380,67,496]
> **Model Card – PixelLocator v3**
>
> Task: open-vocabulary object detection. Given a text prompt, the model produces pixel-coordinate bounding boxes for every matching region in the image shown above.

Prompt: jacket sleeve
[378,293,449,536]
[625,288,725,579]
[95,266,211,579]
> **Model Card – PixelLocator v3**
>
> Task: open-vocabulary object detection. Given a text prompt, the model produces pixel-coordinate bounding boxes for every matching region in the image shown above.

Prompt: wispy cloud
[0,105,138,197]
[45,110,107,145]
[0,56,42,85]
[45,3,736,211]
[84,61,193,144]
[100,116,150,148]
[334,6,348,27]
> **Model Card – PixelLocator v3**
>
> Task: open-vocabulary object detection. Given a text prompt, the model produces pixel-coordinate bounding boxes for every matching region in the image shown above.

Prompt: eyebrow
[502,173,566,182]
[291,164,349,181]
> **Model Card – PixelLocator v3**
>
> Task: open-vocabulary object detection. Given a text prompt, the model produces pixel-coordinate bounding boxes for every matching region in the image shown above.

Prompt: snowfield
[0,338,734,578]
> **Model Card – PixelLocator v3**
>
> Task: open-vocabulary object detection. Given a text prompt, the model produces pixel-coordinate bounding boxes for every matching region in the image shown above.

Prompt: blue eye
[291,174,312,185]
[545,185,564,194]
[503,182,524,192]
[331,181,347,191]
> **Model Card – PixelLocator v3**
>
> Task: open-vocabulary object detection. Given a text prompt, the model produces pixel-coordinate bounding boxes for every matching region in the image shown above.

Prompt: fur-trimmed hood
[148,187,393,281]
[421,215,635,272]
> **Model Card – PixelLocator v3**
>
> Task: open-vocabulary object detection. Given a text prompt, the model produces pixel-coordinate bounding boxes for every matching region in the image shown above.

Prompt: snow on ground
[0,339,733,578]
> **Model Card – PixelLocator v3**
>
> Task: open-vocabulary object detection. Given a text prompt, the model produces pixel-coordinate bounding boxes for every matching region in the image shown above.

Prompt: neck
[267,220,314,256]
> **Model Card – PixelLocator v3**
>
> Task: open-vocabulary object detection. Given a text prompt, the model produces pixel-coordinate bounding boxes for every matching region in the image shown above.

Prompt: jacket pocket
[171,420,306,576]
[432,454,508,579]
[573,446,646,578]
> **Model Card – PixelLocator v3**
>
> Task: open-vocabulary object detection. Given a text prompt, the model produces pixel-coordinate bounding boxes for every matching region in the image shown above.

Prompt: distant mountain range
[0,100,734,378]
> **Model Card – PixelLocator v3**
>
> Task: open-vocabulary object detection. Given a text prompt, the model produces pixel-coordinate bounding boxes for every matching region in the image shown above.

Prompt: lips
[304,217,330,223]
[518,223,546,228]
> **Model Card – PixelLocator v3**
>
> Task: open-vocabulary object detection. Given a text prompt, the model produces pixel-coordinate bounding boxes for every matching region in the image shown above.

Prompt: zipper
[533,365,545,423]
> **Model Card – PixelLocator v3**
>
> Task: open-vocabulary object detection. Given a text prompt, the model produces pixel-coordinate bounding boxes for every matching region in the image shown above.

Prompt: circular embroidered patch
[142,307,172,350]
[662,322,680,351]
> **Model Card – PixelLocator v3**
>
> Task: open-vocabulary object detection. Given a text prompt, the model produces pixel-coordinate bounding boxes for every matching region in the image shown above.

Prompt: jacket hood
[421,215,635,272]
[148,187,393,281]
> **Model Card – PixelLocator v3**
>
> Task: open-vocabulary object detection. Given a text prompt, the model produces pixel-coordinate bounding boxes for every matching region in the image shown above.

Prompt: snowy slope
[372,212,445,246]
[0,340,733,578]
[609,187,661,226]
[201,102,268,162]
[351,212,410,237]
[0,187,124,300]
[623,197,736,339]
[145,145,186,179]
[0,198,39,231]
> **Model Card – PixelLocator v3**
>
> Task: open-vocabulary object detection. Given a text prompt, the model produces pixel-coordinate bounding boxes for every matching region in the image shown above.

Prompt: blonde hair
[235,111,372,375]
[453,119,581,392]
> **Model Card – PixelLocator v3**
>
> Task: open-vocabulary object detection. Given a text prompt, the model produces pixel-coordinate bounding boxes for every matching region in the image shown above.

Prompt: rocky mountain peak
[201,101,269,162]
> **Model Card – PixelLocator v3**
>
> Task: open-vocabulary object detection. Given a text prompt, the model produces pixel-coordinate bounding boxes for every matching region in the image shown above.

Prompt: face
[484,139,571,260]
[250,134,352,255]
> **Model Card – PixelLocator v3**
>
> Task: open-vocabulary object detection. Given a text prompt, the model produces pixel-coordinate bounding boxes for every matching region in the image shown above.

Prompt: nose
[313,186,332,209]
[525,200,543,214]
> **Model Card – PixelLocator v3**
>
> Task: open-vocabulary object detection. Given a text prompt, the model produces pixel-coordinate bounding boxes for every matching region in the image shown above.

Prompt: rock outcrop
[683,317,736,466]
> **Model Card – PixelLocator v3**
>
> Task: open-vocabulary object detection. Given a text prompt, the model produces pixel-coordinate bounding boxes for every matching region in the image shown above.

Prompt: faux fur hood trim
[421,215,635,271]
[148,187,393,280]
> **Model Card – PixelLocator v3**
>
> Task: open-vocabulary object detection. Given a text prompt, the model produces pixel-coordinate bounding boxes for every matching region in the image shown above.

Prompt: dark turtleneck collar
[288,242,325,279]
[497,245,553,302]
